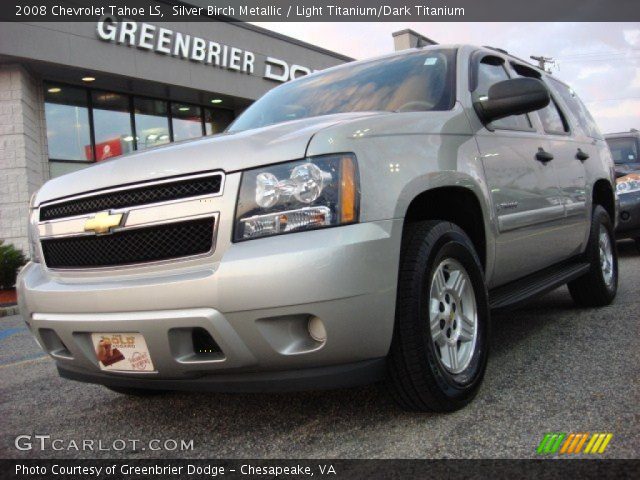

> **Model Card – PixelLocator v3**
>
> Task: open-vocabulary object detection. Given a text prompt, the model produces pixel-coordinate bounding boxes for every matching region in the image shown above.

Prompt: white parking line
[0,355,48,370]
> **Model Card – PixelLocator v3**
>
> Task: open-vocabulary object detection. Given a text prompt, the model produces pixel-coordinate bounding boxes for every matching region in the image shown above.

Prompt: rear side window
[547,78,602,139]
[474,58,532,131]
[606,137,639,164]
[538,100,569,135]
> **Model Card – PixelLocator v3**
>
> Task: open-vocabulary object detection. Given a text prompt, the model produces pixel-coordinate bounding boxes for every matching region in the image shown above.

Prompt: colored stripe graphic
[560,434,575,454]
[584,433,613,454]
[572,433,589,454]
[584,433,599,453]
[538,432,613,455]
[597,434,613,453]
[537,433,566,454]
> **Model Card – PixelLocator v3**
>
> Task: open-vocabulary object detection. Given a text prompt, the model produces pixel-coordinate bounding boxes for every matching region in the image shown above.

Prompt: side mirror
[474,78,550,124]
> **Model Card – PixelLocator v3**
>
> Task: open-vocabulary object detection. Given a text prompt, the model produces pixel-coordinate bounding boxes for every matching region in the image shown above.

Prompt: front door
[472,55,566,287]
[477,131,567,286]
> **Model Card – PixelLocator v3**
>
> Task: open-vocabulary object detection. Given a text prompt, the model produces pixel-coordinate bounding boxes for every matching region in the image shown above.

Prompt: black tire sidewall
[590,207,618,297]
[416,228,490,403]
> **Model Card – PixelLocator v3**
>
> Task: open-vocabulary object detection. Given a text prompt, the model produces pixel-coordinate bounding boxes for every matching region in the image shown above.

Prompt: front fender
[306,106,498,284]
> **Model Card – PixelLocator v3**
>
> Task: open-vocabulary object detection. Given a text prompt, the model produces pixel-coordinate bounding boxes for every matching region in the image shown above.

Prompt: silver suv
[18,45,618,411]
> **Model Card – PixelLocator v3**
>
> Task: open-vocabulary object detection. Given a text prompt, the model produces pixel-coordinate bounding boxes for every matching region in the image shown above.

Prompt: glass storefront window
[172,103,203,141]
[204,108,235,135]
[92,91,134,161]
[49,161,90,178]
[134,98,170,150]
[44,84,93,161]
[44,83,236,178]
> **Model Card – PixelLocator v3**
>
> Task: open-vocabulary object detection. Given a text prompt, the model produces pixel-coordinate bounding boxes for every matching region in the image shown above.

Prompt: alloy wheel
[599,224,614,287]
[429,258,478,374]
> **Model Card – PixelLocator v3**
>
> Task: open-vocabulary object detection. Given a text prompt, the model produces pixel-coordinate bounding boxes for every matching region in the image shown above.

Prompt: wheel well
[404,187,486,269]
[593,180,615,220]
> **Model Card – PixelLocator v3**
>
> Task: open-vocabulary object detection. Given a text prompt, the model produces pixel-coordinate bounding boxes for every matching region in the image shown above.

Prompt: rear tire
[387,220,490,412]
[568,205,618,307]
[635,238,640,254]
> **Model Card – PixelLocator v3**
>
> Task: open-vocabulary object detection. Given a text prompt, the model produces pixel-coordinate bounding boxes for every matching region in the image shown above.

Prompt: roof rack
[481,45,547,73]
[482,46,508,55]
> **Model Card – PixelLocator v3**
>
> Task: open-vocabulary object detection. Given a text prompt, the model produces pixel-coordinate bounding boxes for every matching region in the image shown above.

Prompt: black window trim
[43,81,235,166]
[469,51,537,134]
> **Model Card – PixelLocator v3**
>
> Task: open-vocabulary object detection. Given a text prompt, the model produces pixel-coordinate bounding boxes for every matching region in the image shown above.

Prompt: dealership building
[0,16,354,254]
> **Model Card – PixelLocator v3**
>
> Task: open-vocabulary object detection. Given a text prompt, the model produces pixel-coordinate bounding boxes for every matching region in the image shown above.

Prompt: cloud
[576,64,612,80]
[586,99,640,133]
[623,29,640,46]
[632,69,640,89]
[589,99,640,119]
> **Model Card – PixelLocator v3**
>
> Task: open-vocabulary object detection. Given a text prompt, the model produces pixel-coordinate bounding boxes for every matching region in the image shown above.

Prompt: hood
[35,112,388,205]
[615,163,640,177]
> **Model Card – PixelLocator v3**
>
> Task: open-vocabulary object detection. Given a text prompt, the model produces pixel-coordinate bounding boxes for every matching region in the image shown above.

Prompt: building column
[392,29,438,51]
[0,64,48,255]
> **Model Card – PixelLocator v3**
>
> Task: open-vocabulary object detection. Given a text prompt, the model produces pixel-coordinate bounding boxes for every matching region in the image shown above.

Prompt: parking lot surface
[1,241,638,459]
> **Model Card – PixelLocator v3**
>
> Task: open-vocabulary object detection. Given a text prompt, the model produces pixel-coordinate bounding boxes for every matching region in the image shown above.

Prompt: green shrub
[0,241,26,289]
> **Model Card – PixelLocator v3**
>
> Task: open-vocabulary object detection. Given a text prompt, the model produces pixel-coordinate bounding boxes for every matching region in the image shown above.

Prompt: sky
[253,22,640,134]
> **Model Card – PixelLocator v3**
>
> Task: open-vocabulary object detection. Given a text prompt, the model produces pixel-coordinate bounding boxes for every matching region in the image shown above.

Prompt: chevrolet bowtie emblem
[84,211,123,234]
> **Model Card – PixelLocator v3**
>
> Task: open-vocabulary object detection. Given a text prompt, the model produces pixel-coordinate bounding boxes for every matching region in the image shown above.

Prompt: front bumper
[616,191,640,239]
[18,220,401,391]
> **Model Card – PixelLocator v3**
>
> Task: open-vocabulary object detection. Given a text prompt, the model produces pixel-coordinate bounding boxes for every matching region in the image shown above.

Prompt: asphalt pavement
[1,241,638,459]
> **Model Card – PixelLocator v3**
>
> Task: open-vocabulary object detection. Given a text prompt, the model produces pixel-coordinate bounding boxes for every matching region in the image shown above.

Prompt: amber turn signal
[340,155,358,223]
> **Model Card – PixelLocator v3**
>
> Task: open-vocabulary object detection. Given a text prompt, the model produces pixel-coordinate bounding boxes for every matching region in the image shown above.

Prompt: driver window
[475,58,532,131]
[510,62,569,135]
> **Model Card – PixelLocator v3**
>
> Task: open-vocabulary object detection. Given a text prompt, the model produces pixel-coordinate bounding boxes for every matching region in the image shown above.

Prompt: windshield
[607,137,639,164]
[229,49,456,132]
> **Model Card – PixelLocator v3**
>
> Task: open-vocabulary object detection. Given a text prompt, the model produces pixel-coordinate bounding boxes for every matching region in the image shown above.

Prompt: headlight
[28,193,41,263]
[234,154,359,241]
[616,174,640,195]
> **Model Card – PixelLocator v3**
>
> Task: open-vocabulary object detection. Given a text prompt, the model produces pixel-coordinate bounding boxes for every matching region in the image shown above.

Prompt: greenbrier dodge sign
[97,17,316,82]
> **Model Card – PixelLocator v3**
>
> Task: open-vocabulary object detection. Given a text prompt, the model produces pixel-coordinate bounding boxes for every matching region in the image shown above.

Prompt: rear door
[470,53,567,287]
[516,68,591,259]
[546,78,612,250]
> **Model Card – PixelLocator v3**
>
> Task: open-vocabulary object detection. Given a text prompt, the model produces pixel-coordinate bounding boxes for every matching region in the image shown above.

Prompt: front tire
[568,205,618,307]
[387,221,490,412]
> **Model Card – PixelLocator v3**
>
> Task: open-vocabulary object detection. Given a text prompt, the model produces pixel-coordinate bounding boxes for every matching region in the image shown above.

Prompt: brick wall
[0,65,48,256]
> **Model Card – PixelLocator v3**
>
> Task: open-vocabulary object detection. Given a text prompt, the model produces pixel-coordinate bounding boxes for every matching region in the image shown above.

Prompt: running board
[489,260,590,311]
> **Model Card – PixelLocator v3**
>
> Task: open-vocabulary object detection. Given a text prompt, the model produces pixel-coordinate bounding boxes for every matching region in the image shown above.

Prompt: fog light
[621,211,630,221]
[308,316,327,343]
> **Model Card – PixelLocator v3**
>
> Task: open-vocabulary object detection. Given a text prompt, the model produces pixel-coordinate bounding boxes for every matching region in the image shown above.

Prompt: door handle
[576,149,590,161]
[535,148,554,162]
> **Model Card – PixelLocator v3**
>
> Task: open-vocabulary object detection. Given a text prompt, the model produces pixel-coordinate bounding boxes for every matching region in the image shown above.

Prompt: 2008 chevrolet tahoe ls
[18,45,618,412]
